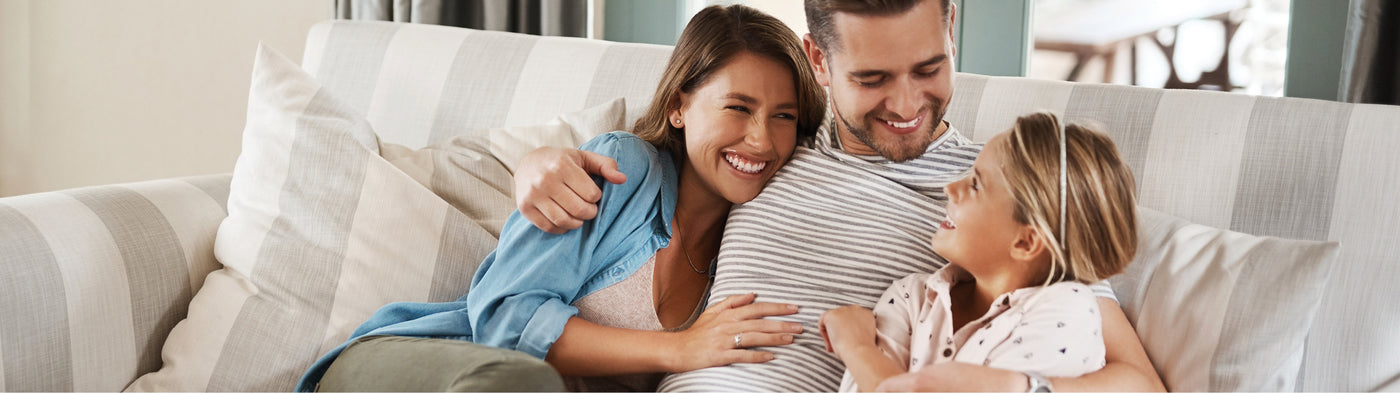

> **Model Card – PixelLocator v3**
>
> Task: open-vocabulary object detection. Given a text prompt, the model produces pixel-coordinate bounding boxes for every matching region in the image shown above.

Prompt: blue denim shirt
[297,132,678,392]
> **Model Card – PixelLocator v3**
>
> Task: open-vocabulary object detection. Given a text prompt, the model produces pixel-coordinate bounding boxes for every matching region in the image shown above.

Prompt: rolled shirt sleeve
[465,131,676,359]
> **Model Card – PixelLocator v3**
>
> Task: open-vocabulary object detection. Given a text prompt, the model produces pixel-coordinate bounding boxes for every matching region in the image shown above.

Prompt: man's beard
[836,99,947,162]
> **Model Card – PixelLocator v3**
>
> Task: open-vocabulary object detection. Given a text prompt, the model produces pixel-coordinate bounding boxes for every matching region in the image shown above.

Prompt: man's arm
[513,147,625,233]
[876,298,1165,392]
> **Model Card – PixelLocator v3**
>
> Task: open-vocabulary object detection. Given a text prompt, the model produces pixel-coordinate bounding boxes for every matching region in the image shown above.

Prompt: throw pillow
[486,97,626,173]
[1109,207,1339,392]
[126,44,514,391]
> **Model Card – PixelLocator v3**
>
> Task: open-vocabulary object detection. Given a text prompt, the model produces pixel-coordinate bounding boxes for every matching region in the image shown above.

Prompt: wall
[0,0,331,197]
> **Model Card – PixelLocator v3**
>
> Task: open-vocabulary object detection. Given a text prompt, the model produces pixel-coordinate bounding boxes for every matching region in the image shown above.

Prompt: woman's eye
[971,177,980,191]
[727,105,751,114]
[775,113,796,120]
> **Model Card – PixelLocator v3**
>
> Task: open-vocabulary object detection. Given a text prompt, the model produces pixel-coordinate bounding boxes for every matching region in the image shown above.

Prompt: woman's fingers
[712,293,758,311]
[721,349,776,364]
[730,318,803,335]
[731,331,796,348]
[727,301,800,321]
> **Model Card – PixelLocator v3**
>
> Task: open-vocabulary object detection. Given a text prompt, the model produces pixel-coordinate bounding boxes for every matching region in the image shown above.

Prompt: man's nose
[888,78,923,120]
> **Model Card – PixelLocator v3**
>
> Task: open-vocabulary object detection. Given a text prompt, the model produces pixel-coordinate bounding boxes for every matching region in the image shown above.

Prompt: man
[513,0,1165,391]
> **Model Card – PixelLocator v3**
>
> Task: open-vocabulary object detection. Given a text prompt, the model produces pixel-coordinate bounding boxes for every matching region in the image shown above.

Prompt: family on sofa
[299,0,1166,391]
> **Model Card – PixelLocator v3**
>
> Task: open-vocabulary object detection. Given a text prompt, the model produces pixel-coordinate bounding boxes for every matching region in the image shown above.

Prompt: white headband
[1058,122,1068,258]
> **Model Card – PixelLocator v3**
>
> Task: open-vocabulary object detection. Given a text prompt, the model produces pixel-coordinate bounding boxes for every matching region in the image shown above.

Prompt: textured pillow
[1109,207,1339,392]
[486,97,625,173]
[125,44,514,391]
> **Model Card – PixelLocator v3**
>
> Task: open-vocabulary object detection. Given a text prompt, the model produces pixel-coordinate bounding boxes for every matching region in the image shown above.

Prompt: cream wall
[0,0,331,197]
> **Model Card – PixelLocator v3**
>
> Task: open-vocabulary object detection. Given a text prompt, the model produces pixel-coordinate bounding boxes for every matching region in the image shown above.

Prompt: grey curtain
[1341,0,1398,105]
[336,0,589,38]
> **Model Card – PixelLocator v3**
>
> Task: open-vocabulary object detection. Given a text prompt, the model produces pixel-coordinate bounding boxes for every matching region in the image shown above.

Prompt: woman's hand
[818,305,878,361]
[668,293,803,373]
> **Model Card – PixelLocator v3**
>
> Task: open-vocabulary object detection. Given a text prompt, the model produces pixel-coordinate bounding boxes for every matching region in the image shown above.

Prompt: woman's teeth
[725,153,767,174]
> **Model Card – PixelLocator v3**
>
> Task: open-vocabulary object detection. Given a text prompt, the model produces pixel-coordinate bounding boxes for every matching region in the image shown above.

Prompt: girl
[819,112,1138,392]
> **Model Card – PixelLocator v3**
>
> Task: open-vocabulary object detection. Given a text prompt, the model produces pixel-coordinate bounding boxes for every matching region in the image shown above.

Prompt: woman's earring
[672,118,683,127]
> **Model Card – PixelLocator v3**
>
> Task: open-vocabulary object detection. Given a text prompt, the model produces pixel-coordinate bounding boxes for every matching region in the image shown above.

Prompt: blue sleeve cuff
[517,299,580,359]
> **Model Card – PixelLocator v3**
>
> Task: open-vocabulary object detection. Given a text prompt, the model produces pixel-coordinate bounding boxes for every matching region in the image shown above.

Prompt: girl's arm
[546,294,802,375]
[821,305,908,392]
[821,276,922,391]
[1044,297,1164,391]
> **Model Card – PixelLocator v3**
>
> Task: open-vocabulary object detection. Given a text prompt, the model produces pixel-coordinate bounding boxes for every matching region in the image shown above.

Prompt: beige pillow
[1109,207,1339,392]
[486,97,625,173]
[127,44,515,391]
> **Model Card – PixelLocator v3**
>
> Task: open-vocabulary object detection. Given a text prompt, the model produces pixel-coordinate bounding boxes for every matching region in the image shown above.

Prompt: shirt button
[943,348,953,357]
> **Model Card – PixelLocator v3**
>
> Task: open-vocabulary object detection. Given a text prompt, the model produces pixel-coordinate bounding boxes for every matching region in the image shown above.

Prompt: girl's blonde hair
[998,112,1137,285]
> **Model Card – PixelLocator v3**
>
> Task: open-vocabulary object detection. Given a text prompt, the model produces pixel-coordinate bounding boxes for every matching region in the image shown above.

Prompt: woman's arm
[546,294,803,375]
[874,298,1165,392]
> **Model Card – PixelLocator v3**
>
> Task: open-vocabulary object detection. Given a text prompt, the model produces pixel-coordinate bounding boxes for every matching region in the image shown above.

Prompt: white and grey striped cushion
[946,74,1400,392]
[124,44,509,392]
[0,174,229,392]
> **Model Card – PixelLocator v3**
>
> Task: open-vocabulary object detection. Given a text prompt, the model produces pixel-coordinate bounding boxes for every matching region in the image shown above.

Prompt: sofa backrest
[301,20,672,150]
[301,20,1400,391]
[943,74,1400,392]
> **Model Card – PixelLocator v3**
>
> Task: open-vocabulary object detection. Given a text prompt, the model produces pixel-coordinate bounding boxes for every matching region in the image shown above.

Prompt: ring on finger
[734,333,743,349]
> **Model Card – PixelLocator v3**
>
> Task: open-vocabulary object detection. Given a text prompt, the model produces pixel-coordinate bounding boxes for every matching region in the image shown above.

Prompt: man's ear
[803,34,833,87]
[1009,225,1047,263]
[946,2,959,61]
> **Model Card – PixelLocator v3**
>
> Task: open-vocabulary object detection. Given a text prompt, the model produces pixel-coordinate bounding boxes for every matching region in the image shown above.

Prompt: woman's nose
[746,121,775,153]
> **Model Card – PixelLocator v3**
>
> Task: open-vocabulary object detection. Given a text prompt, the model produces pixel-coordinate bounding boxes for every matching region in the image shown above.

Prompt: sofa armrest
[0,174,231,392]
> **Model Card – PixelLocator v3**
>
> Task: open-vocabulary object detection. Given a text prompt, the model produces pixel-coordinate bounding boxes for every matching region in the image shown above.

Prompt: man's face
[806,0,957,162]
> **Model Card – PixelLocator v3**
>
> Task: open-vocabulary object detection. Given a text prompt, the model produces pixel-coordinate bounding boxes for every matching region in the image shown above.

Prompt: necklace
[680,243,709,275]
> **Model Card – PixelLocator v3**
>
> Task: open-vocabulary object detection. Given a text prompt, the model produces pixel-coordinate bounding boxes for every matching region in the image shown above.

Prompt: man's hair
[805,0,951,51]
[999,112,1138,285]
[633,4,826,156]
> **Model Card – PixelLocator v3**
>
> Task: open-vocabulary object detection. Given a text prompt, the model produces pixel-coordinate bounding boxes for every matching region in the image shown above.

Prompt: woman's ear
[1009,225,1047,263]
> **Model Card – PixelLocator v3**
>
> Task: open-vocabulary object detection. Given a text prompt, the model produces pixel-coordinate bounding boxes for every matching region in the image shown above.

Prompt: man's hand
[513,147,627,234]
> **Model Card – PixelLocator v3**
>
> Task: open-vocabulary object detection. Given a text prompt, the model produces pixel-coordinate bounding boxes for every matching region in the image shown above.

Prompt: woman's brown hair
[999,112,1138,285]
[632,5,827,156]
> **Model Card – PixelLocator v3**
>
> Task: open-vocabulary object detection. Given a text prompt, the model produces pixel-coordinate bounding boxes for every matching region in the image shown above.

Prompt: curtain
[335,0,590,38]
[1341,0,1398,105]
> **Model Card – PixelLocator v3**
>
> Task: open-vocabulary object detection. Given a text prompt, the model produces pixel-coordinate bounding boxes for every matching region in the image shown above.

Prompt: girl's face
[673,51,800,204]
[931,132,1027,272]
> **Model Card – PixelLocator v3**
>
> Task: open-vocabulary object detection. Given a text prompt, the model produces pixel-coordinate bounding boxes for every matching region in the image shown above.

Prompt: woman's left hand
[668,293,803,372]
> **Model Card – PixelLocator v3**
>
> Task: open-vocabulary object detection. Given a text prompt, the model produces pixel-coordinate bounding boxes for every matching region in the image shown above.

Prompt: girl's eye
[971,176,980,191]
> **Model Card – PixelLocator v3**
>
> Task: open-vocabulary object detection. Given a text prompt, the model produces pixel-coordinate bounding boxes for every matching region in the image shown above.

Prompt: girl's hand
[669,293,803,372]
[818,305,878,361]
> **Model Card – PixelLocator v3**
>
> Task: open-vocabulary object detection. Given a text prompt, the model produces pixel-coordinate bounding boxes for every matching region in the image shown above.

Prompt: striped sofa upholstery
[0,19,1396,391]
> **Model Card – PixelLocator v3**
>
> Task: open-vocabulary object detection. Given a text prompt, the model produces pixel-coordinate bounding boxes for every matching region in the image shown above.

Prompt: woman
[297,4,827,392]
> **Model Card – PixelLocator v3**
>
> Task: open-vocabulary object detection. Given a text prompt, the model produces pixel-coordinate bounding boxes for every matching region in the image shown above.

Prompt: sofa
[1,20,1397,392]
